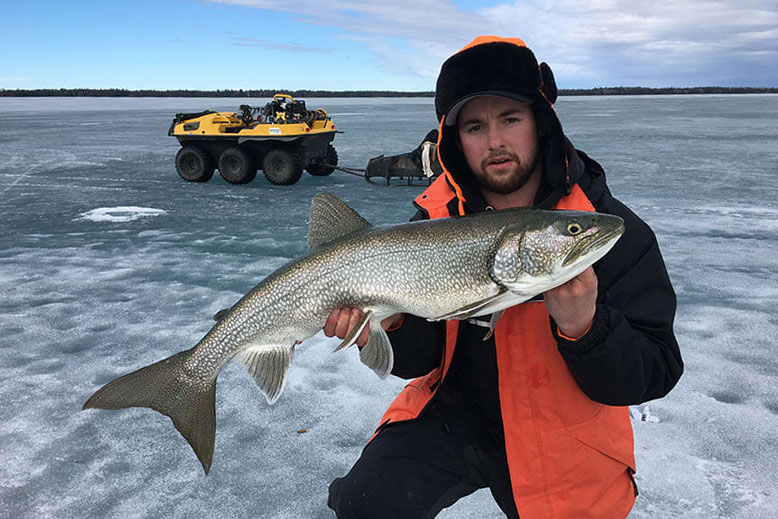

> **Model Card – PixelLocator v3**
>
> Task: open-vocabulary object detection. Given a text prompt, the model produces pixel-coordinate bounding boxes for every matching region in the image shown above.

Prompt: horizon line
[2,86,777,98]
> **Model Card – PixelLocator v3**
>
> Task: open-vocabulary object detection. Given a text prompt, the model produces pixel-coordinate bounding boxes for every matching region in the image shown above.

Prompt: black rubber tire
[262,148,303,185]
[217,146,257,184]
[175,145,215,182]
[306,144,338,176]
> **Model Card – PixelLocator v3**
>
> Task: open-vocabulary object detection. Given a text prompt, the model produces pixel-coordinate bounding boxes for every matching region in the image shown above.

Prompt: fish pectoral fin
[235,344,295,405]
[482,310,505,341]
[333,310,372,352]
[359,320,394,380]
[428,292,506,321]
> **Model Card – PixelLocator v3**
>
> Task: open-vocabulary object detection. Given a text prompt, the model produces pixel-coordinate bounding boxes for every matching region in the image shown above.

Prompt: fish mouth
[562,222,625,267]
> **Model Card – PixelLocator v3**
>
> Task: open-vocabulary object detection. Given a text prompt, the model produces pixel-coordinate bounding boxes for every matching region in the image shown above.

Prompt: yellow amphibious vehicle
[168,94,338,185]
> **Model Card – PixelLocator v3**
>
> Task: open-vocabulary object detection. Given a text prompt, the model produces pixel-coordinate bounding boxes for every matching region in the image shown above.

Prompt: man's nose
[487,125,504,150]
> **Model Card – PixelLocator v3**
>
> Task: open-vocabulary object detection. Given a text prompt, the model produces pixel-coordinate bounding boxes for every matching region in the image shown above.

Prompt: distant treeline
[559,86,778,95]
[1,86,777,97]
[0,88,434,98]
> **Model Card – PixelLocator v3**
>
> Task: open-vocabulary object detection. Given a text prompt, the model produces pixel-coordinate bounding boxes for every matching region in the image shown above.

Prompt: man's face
[457,95,540,195]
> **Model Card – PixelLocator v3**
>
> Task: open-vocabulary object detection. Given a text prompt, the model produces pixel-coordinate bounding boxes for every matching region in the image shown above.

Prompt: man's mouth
[486,156,513,168]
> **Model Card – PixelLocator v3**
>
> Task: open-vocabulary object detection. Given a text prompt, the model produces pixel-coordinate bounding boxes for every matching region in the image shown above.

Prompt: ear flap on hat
[539,62,557,105]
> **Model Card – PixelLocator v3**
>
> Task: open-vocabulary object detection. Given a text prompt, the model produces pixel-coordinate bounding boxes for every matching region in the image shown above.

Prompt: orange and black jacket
[379,142,683,518]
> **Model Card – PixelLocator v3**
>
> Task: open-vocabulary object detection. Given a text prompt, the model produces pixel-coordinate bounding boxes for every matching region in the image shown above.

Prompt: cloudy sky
[2,0,776,90]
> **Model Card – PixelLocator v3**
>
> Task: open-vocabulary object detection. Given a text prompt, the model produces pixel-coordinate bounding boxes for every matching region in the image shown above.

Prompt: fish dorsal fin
[307,193,371,251]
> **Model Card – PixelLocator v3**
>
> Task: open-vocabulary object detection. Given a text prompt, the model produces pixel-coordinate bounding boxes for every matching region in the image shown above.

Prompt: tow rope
[328,164,367,177]
[326,164,433,187]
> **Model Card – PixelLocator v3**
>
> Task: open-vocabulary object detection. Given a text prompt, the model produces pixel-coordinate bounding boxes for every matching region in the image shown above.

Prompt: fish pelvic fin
[359,321,394,380]
[334,310,372,352]
[235,344,294,405]
[82,348,217,475]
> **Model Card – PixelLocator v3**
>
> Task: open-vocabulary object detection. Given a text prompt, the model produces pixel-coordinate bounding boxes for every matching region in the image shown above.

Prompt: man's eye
[466,124,482,133]
[504,117,520,124]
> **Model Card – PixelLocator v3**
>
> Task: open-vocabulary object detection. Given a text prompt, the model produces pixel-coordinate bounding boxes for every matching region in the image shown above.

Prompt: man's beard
[474,150,540,195]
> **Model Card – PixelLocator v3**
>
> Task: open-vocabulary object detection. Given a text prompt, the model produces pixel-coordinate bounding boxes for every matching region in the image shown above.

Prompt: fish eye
[567,222,583,235]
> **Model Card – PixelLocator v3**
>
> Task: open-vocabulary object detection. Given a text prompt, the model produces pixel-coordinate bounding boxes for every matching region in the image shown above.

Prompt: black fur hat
[434,36,571,207]
[435,36,558,123]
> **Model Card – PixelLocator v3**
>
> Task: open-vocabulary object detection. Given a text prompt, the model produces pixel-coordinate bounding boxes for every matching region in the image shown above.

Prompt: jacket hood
[434,35,574,213]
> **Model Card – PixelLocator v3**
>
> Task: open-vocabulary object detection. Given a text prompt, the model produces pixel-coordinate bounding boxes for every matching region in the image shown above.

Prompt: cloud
[208,0,497,83]
[479,0,778,85]
[227,35,332,54]
[207,0,778,86]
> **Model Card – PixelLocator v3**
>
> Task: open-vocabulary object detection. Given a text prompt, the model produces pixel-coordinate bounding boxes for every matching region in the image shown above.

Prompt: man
[325,35,683,518]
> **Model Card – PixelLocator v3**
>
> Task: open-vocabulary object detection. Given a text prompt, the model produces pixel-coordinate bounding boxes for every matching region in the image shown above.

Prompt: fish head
[490,210,625,297]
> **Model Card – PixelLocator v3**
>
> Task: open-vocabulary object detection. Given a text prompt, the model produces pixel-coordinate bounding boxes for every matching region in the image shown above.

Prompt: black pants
[328,389,519,518]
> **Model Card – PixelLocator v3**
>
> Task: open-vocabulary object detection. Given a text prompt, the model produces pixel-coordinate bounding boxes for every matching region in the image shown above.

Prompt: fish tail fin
[82,348,217,474]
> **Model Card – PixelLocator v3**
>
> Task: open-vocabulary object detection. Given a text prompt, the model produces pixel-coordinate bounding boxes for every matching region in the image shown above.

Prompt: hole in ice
[710,391,745,404]
[78,206,166,223]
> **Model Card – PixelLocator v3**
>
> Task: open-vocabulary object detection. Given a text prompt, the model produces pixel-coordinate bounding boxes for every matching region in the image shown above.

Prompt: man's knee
[328,473,383,518]
[329,466,434,518]
[327,418,477,517]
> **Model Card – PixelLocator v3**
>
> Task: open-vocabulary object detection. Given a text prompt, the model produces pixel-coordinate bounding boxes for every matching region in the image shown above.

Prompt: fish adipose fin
[360,321,394,380]
[334,310,372,352]
[307,193,372,251]
[82,348,217,475]
[235,344,295,405]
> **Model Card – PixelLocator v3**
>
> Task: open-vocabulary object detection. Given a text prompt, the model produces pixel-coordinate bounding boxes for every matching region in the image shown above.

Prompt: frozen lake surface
[1,95,778,518]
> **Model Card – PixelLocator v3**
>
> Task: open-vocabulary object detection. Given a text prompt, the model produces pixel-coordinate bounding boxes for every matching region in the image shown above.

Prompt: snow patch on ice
[77,206,166,223]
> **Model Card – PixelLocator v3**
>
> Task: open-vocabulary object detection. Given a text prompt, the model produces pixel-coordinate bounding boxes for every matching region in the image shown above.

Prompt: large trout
[83,193,624,473]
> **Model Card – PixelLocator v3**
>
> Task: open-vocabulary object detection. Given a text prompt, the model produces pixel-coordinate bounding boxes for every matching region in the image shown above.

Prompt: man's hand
[323,308,403,347]
[543,266,598,340]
